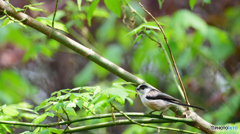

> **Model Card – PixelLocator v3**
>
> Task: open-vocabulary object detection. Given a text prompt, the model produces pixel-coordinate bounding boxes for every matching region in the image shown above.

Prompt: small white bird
[136,84,205,116]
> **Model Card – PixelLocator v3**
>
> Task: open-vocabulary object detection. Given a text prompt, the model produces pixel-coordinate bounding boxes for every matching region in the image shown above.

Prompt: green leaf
[203,0,211,4]
[0,18,14,27]
[64,107,76,116]
[173,10,208,37]
[132,34,142,45]
[76,100,83,109]
[107,96,116,103]
[28,6,46,12]
[77,0,82,11]
[158,0,165,9]
[47,112,54,117]
[20,113,38,119]
[104,0,121,17]
[125,25,143,37]
[0,15,6,20]
[108,88,128,103]
[48,128,63,134]
[10,4,24,12]
[93,8,110,18]
[94,100,107,109]
[66,101,76,108]
[35,17,68,33]
[189,0,197,10]
[0,124,11,133]
[3,106,19,116]
[126,97,133,106]
[56,102,63,111]
[115,96,124,105]
[40,129,49,134]
[33,113,48,124]
[31,2,45,6]
[87,0,100,26]
[125,22,163,37]
[207,26,234,61]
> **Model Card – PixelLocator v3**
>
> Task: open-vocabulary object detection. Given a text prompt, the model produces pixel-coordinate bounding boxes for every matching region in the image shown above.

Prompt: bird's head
[135,84,152,95]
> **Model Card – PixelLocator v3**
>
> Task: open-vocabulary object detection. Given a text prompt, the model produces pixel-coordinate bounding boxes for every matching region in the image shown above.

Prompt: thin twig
[62,107,71,133]
[52,0,58,28]
[139,2,190,108]
[111,104,143,126]
[110,103,116,124]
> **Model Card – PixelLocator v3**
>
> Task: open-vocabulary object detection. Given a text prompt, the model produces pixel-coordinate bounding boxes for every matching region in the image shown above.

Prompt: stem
[0,113,193,127]
[62,107,71,132]
[123,0,147,23]
[139,2,190,107]
[52,0,58,28]
[66,118,198,134]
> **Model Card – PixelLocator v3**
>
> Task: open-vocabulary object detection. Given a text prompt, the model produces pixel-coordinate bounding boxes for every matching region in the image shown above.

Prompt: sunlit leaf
[108,88,128,103]
[132,34,142,45]
[31,2,45,6]
[35,17,68,33]
[94,100,107,109]
[0,15,6,20]
[64,107,76,116]
[28,7,46,12]
[126,97,133,106]
[0,18,14,27]
[189,0,197,10]
[66,101,76,108]
[3,106,19,116]
[49,128,63,134]
[20,113,38,119]
[77,0,82,11]
[76,100,83,109]
[104,0,121,17]
[33,113,48,124]
[157,0,165,9]
[87,0,100,26]
[203,0,211,4]
[0,124,11,133]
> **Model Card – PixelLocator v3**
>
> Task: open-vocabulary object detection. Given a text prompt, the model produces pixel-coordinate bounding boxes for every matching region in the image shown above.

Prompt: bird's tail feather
[173,102,206,111]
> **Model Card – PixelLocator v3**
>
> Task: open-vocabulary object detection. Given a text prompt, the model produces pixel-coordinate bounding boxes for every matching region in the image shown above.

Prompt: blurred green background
[0,0,240,133]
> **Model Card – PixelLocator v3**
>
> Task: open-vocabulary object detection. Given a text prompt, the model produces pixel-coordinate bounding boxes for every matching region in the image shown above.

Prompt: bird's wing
[146,89,180,103]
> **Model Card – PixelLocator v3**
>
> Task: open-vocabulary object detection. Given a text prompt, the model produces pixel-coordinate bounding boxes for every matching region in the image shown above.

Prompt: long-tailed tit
[136,84,205,116]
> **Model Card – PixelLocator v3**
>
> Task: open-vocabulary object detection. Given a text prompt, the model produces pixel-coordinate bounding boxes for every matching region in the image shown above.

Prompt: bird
[136,84,205,117]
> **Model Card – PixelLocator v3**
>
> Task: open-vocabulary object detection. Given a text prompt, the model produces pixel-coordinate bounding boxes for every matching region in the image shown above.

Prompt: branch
[0,0,145,87]
[0,112,193,127]
[111,104,194,133]
[65,118,198,134]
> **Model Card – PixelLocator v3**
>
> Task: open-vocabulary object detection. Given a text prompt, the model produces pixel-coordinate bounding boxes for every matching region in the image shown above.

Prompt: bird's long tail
[173,102,206,111]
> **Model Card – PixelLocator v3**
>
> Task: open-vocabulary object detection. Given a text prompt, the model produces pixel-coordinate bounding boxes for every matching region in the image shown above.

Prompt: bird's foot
[149,111,156,117]
[159,112,163,118]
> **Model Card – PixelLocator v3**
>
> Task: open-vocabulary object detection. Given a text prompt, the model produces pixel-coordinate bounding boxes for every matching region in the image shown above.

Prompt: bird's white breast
[140,94,173,111]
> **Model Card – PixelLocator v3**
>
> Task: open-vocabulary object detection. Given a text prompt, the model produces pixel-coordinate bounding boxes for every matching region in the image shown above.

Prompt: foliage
[0,0,240,133]
[0,82,135,133]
